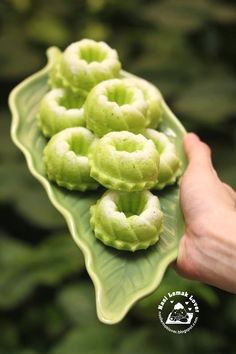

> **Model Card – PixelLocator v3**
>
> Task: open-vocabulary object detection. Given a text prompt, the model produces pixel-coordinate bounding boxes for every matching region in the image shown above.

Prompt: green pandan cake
[85,78,148,137]
[90,131,160,191]
[59,39,121,93]
[144,129,181,189]
[90,190,163,251]
[37,88,86,138]
[44,127,98,191]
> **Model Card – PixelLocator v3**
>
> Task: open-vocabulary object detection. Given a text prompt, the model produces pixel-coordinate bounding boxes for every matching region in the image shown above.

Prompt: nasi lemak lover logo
[158,291,199,334]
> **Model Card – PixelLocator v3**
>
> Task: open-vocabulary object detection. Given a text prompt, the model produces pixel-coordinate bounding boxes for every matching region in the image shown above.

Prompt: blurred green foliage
[1,0,236,353]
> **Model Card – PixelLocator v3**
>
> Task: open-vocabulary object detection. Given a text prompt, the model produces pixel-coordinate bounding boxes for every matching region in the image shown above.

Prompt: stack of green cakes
[37,39,181,252]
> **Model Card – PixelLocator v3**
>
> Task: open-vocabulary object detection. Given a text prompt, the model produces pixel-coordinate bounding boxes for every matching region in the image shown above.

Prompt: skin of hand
[176,133,236,293]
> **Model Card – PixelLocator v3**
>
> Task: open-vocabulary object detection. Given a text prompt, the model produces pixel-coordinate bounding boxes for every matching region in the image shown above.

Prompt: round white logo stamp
[158,291,199,334]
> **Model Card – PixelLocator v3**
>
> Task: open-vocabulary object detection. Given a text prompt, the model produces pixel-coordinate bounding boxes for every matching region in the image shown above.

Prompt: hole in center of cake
[59,92,85,110]
[116,192,147,217]
[79,45,107,63]
[106,84,134,106]
[114,138,143,153]
[69,135,89,156]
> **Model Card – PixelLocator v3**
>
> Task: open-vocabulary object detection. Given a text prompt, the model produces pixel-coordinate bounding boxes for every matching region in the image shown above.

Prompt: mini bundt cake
[85,79,147,137]
[44,127,98,191]
[37,88,85,137]
[90,131,159,192]
[90,191,163,251]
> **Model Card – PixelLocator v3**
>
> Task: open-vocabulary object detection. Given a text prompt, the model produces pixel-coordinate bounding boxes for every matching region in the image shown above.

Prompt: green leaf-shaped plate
[9,47,187,324]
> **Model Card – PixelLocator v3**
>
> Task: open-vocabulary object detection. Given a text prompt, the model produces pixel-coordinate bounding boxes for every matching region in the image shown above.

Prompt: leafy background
[1,0,236,353]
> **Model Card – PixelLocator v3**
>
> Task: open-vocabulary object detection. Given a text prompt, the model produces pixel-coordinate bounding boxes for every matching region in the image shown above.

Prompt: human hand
[176,133,236,293]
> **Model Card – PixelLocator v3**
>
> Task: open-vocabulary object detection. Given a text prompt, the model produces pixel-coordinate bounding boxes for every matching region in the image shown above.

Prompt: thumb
[184,133,214,172]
